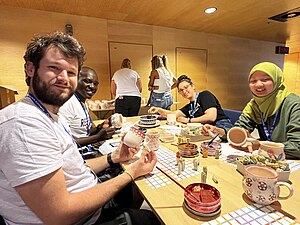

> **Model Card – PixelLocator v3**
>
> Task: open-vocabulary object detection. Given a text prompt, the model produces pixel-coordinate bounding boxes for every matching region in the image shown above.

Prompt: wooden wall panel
[176,48,207,109]
[284,53,300,96]
[0,5,287,111]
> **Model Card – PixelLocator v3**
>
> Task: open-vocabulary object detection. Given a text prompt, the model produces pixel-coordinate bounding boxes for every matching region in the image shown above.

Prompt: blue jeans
[149,92,173,110]
[216,118,233,129]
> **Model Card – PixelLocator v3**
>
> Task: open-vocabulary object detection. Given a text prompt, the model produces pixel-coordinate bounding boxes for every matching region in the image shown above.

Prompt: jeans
[149,92,173,110]
[216,118,233,129]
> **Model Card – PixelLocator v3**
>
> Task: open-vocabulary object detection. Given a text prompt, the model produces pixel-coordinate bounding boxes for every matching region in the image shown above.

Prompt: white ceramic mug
[146,130,160,151]
[242,165,293,205]
[123,127,149,148]
[258,141,285,161]
[167,113,176,125]
[110,113,125,128]
[227,127,256,145]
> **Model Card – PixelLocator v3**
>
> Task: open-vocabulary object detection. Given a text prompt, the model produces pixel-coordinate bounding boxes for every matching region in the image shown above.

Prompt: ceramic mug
[110,113,125,128]
[167,113,176,125]
[146,130,160,151]
[242,165,293,205]
[123,127,149,148]
[259,141,285,161]
[227,127,256,149]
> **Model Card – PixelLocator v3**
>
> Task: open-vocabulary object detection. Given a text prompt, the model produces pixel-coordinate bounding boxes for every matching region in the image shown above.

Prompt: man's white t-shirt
[59,94,91,138]
[0,97,99,224]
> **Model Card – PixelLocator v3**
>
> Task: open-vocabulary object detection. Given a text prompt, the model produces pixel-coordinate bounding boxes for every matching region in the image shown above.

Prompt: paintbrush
[156,166,201,203]
[208,133,220,147]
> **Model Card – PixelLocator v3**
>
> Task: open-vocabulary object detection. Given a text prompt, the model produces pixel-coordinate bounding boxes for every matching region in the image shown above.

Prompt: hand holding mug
[123,127,150,148]
[128,149,158,179]
[98,127,116,141]
[227,127,258,152]
[112,139,140,164]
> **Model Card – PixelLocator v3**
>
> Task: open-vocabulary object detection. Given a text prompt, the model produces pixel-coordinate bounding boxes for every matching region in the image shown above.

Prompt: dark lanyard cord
[189,92,199,118]
[260,111,279,141]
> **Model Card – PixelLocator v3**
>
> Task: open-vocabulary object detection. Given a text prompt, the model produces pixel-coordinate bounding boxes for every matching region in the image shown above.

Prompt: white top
[59,95,91,138]
[112,68,141,98]
[0,97,99,225]
[153,67,174,93]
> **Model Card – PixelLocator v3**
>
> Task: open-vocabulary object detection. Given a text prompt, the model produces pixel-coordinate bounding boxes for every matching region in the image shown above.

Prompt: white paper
[159,125,182,135]
[98,138,121,155]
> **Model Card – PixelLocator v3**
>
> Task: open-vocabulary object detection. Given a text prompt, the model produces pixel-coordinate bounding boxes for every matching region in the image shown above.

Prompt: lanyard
[27,93,53,119]
[260,111,279,141]
[27,93,91,159]
[74,93,92,135]
[189,92,199,118]
[27,93,77,144]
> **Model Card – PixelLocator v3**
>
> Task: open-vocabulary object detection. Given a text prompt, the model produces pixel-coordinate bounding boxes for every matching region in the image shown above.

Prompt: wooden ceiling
[1,0,300,43]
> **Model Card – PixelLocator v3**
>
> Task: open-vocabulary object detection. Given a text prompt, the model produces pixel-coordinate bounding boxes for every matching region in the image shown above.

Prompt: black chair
[223,109,242,125]
[0,215,5,225]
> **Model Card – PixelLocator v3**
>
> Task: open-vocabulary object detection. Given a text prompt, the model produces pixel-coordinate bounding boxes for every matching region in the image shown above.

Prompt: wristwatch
[107,152,117,167]
[188,118,191,123]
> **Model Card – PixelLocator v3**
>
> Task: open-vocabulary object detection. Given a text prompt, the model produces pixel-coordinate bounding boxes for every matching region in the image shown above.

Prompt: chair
[0,215,5,225]
[223,109,242,124]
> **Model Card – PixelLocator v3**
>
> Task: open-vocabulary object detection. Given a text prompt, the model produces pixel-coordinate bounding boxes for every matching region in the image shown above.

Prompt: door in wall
[109,42,153,100]
[176,47,207,109]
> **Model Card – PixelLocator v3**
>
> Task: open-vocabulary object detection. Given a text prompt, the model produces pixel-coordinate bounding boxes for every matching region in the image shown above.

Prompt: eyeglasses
[178,84,191,93]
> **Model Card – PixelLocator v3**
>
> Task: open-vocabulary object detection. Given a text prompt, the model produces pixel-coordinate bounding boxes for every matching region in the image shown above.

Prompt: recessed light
[204,7,217,14]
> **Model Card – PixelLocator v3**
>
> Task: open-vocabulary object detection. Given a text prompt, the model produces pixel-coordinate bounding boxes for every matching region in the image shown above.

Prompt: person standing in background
[148,55,177,110]
[111,58,142,117]
[59,66,114,147]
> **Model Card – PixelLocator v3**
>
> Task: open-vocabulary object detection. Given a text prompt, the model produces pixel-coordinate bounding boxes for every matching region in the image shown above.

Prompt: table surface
[95,117,300,225]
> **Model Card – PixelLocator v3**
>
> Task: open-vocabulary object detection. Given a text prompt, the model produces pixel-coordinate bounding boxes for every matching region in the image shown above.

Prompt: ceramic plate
[183,200,221,217]
[136,120,160,128]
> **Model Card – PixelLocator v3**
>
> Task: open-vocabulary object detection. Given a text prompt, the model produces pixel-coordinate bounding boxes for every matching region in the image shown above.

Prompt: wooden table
[97,117,300,224]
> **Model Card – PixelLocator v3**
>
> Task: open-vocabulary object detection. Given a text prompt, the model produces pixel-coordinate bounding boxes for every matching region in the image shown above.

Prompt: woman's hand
[127,149,158,179]
[148,107,159,114]
[177,116,189,124]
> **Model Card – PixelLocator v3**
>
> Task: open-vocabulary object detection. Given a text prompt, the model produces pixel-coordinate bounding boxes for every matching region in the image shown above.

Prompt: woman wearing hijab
[148,75,232,129]
[203,62,300,159]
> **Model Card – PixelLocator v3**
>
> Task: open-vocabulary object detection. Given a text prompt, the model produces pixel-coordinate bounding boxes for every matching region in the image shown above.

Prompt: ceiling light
[204,7,217,14]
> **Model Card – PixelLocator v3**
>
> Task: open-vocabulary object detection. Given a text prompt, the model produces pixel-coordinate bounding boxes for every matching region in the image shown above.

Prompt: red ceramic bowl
[184,183,221,214]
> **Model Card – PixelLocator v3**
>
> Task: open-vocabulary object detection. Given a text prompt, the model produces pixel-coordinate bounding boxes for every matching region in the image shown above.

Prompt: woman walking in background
[148,55,177,110]
[111,58,142,117]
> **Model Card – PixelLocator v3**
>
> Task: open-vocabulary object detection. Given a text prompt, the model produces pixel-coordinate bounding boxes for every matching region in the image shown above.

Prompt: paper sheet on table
[219,143,252,165]
[98,138,121,155]
[158,125,182,135]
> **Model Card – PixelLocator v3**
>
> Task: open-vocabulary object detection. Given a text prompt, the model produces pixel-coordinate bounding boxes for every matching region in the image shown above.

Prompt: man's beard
[32,71,75,107]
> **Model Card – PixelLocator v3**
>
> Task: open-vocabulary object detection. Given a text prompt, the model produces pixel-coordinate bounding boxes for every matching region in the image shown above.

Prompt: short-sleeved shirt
[112,68,141,98]
[179,90,229,125]
[59,94,91,138]
[0,97,99,224]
